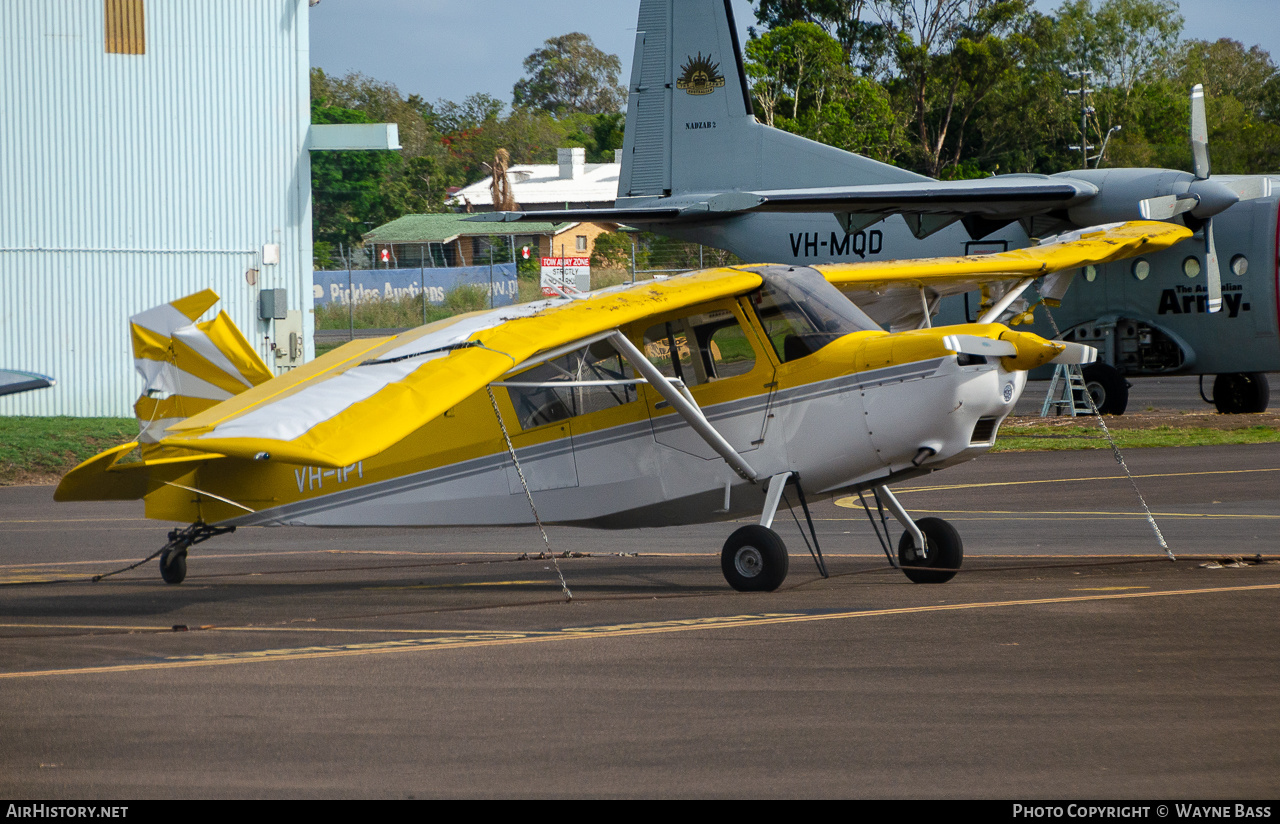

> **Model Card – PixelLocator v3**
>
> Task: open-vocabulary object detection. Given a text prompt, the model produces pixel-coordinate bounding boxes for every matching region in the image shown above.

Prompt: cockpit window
[642,308,757,387]
[746,266,881,362]
[507,339,638,430]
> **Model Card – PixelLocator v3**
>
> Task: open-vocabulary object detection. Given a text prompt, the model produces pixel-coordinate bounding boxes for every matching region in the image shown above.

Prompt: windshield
[745,265,881,362]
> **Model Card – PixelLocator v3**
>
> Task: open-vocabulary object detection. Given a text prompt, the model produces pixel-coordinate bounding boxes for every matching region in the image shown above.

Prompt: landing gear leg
[157,522,235,585]
[721,472,793,592]
[877,486,962,584]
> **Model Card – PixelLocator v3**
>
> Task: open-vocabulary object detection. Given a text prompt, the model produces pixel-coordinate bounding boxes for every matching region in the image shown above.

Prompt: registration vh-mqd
[56,221,1187,591]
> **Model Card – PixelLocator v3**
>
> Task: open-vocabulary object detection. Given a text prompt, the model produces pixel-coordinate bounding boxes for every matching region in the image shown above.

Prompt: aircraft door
[638,303,776,459]
[500,368,581,494]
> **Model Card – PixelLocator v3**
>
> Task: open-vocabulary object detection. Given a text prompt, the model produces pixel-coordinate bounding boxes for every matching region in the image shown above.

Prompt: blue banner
[312,264,519,308]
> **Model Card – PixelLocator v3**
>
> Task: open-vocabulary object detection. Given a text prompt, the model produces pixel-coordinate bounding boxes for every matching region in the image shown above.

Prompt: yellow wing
[814,221,1190,331]
[157,269,763,468]
[818,221,1191,292]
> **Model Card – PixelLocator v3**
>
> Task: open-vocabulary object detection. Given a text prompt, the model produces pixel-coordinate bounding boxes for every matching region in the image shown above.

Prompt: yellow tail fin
[130,290,273,447]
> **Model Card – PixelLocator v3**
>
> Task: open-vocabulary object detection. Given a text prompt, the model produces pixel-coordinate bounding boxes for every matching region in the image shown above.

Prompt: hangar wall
[0,0,315,417]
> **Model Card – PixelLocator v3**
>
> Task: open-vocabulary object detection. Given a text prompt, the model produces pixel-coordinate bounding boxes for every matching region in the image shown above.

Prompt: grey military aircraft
[476,0,1278,414]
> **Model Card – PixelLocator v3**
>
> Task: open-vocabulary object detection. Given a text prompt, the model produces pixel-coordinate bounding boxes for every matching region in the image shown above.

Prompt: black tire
[1081,363,1129,415]
[159,548,187,585]
[898,517,962,584]
[1212,373,1269,414]
[721,525,789,592]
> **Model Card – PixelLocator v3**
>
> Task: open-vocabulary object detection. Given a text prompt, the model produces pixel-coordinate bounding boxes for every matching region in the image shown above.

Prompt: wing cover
[159,270,763,468]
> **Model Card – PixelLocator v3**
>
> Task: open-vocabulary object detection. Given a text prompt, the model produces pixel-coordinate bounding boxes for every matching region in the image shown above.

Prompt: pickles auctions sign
[541,257,590,296]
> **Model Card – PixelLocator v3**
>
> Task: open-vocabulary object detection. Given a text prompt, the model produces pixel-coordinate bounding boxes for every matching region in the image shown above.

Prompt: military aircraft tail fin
[618,0,925,202]
[129,290,274,447]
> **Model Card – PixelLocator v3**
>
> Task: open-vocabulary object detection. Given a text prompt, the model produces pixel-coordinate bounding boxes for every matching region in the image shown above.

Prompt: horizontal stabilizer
[0,369,55,397]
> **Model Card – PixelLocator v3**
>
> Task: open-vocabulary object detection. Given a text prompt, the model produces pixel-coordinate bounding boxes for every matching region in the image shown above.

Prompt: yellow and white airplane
[57,222,1188,590]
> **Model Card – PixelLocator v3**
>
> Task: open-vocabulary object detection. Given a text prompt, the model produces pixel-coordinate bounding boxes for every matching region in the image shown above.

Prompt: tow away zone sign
[541,257,590,296]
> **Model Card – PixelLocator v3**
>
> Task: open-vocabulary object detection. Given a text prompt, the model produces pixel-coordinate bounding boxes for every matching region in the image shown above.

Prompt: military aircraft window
[506,340,638,430]
[1231,255,1249,277]
[1182,257,1200,278]
[642,309,755,387]
[749,266,879,362]
[1131,259,1151,281]
[1084,265,1098,283]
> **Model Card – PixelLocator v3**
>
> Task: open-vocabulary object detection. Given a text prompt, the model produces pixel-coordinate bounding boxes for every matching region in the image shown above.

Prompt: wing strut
[607,331,760,482]
[977,277,1036,324]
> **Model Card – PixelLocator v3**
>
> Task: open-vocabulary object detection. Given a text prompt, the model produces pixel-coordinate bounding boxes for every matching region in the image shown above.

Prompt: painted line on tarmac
[3,583,1278,680]
[828,508,1280,519]
[0,518,149,524]
[885,467,1280,495]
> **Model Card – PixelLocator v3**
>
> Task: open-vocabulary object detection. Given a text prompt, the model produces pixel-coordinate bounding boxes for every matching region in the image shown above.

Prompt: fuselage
[153,290,1029,530]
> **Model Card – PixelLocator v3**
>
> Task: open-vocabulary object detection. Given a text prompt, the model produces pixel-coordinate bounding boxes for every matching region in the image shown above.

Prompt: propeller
[1072,86,1273,314]
[1188,84,1225,313]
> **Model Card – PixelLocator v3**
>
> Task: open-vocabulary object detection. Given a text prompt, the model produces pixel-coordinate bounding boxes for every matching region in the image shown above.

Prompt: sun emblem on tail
[676,52,725,96]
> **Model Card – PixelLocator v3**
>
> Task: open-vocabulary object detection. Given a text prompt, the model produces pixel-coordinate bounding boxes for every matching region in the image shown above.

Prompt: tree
[1052,0,1182,97]
[753,0,897,77]
[877,0,1036,177]
[512,33,626,115]
[745,21,904,160]
[310,102,404,261]
[1176,38,1280,123]
[1047,0,1184,170]
[311,69,437,160]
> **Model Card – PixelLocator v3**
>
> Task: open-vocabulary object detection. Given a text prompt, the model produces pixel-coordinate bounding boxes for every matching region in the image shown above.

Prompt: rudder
[131,290,273,446]
[618,0,925,201]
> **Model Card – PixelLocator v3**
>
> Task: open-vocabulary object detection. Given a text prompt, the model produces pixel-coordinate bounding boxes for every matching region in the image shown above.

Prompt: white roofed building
[449,148,621,213]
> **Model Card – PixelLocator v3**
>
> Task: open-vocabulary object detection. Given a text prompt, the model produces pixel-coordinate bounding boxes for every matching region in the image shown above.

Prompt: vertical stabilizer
[131,291,273,446]
[618,0,926,203]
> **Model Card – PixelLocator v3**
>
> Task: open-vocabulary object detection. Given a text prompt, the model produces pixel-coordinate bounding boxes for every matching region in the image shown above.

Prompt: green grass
[992,424,1280,452]
[0,417,137,484]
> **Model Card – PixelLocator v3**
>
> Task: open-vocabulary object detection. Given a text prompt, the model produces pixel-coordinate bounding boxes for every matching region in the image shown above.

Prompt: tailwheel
[159,547,187,585]
[898,517,962,584]
[154,522,235,585]
[721,524,789,592]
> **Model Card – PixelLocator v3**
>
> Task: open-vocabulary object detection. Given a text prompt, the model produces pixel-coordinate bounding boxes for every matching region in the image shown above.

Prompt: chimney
[613,149,622,164]
[558,147,585,180]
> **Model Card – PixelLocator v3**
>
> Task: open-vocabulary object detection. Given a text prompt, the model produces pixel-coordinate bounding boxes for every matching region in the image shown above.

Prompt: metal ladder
[1040,363,1092,416]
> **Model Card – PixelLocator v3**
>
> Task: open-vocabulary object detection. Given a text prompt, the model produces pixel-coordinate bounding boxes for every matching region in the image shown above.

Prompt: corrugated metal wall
[0,0,313,417]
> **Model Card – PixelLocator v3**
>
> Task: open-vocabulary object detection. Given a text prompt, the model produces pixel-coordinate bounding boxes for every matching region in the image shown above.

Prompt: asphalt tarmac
[1,440,1278,799]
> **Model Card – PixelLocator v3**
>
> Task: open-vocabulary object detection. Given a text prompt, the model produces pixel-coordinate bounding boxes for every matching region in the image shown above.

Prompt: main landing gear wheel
[898,517,962,584]
[159,548,187,585]
[1212,372,1269,414]
[721,524,789,592]
[1081,363,1129,415]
